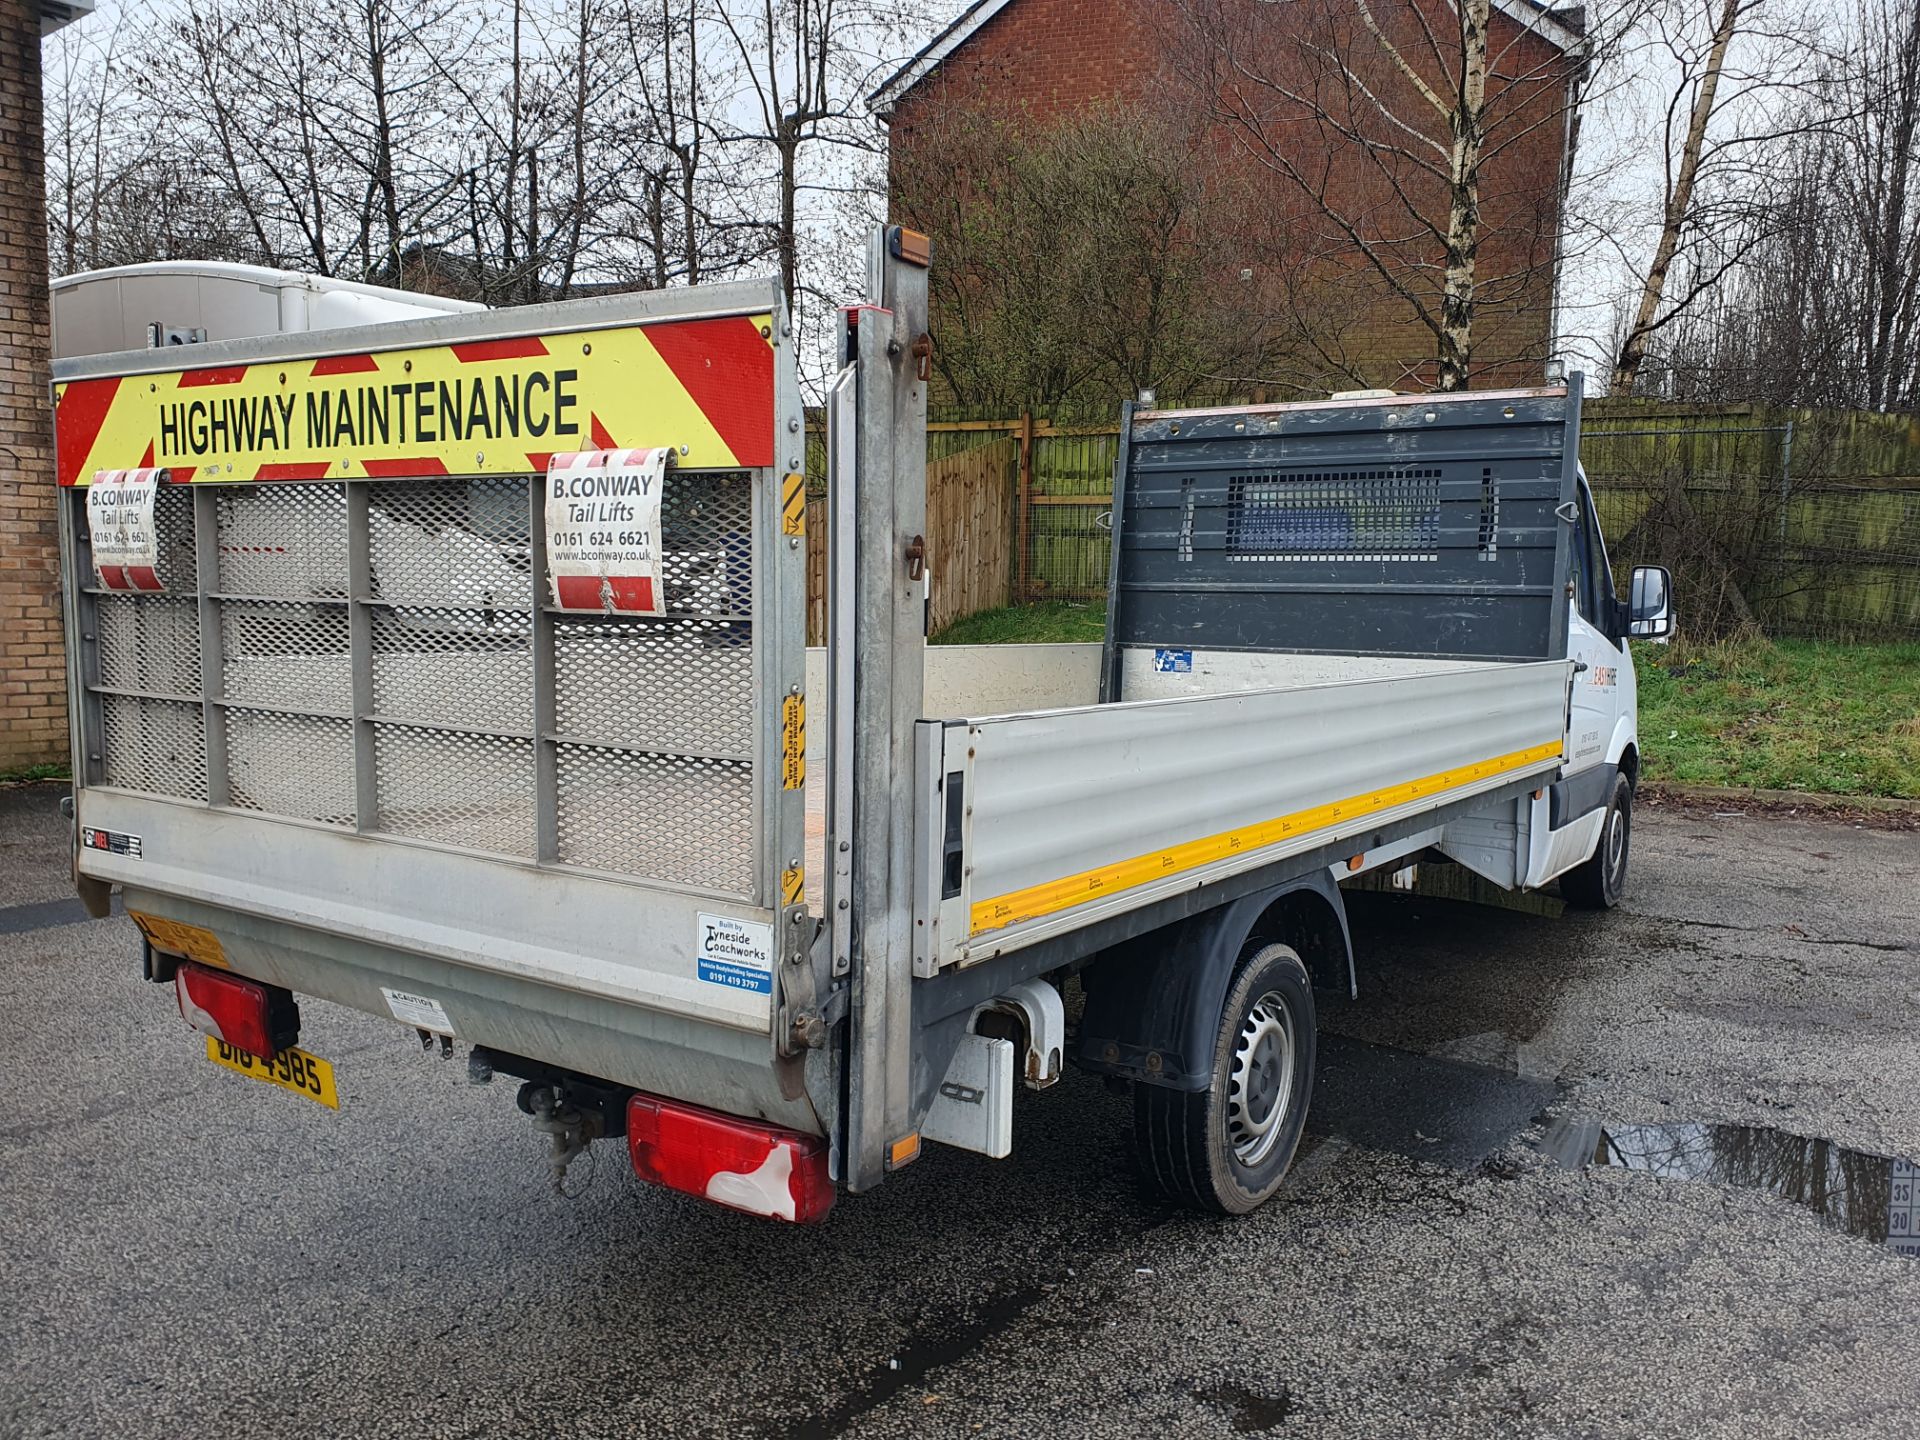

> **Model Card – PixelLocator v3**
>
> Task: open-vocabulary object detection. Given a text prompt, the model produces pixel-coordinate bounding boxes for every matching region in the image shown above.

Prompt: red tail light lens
[174,962,297,1060]
[627,1094,835,1223]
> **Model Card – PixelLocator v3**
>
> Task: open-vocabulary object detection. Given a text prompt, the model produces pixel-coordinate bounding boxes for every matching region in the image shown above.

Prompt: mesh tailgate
[79,470,759,898]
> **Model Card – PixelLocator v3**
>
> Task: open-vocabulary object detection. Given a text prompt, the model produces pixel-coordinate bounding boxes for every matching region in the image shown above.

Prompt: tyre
[1134,943,1316,1214]
[1560,771,1633,910]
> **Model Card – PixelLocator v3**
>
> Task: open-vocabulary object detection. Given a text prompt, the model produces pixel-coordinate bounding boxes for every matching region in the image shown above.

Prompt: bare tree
[709,0,903,312]
[1836,0,1920,410]
[893,101,1295,412]
[1605,0,1831,394]
[1175,0,1587,390]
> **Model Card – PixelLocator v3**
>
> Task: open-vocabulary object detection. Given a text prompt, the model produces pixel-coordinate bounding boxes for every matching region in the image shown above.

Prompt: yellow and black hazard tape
[781,471,806,536]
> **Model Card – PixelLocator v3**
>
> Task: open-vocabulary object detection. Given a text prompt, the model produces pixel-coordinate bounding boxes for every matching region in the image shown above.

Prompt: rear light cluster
[627,1094,835,1223]
[175,962,299,1060]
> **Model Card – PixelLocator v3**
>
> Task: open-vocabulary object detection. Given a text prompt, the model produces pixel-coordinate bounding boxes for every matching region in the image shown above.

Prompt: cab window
[1580,483,1613,626]
[1569,482,1612,629]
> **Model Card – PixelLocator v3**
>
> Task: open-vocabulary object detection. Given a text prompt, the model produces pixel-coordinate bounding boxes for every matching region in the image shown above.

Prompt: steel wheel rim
[1606,805,1627,879]
[1228,989,1296,1166]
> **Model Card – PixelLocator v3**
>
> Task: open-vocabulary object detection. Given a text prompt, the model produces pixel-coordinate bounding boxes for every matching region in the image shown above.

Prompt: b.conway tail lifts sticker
[544,448,672,613]
[86,467,166,591]
[697,913,774,995]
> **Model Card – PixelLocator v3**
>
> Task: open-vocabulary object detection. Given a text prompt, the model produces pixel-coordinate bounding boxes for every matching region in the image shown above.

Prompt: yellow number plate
[203,1036,339,1110]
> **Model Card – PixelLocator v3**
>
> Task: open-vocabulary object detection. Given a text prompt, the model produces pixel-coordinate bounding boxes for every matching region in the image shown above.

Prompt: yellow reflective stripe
[968,739,1564,936]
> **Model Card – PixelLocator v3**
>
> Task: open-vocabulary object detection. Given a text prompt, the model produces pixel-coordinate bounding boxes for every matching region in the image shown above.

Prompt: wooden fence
[803,402,1920,642]
[804,436,1017,643]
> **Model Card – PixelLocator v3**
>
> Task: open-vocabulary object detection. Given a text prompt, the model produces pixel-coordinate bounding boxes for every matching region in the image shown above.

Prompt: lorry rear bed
[54,237,1593,1212]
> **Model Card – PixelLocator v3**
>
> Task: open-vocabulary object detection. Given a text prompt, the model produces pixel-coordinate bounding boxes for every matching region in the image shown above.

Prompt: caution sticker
[781,471,806,536]
[381,986,455,1035]
[696,912,774,995]
[781,693,806,790]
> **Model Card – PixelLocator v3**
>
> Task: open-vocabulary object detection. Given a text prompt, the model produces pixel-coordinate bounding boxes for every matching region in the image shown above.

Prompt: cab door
[1538,475,1630,877]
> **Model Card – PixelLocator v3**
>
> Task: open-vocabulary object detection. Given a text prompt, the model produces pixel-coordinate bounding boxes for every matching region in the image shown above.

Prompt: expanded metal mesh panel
[1225,468,1443,561]
[149,484,200,590]
[660,475,753,616]
[95,595,201,697]
[554,743,752,893]
[100,695,207,800]
[553,616,752,754]
[371,606,534,733]
[370,478,533,611]
[77,467,766,894]
[373,723,535,856]
[220,601,351,713]
[215,484,348,597]
[225,708,355,825]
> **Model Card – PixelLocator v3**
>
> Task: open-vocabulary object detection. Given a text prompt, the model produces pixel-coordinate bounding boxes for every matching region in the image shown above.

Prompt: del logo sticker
[696,912,774,995]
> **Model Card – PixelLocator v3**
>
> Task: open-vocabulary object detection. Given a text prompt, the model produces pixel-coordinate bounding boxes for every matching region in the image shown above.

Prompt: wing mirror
[1627,565,1674,640]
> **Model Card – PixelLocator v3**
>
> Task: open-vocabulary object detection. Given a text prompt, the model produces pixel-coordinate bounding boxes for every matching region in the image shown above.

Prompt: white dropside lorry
[52,230,1675,1220]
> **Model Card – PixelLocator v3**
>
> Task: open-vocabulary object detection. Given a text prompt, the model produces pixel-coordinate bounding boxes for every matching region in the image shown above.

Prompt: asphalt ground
[2,779,1917,1438]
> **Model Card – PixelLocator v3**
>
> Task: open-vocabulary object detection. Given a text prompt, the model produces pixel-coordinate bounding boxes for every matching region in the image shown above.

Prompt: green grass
[0,762,70,784]
[931,601,1107,645]
[1636,638,1920,798]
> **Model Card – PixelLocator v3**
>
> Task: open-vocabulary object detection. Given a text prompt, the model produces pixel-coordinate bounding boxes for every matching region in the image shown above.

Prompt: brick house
[3,0,92,772]
[873,0,1583,396]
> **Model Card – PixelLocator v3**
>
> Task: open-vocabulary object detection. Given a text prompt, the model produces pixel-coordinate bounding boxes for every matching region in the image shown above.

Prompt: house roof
[868,0,1586,114]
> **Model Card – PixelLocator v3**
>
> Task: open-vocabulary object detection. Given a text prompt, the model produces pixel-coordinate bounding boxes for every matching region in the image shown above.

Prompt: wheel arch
[1074,871,1349,1094]
[1616,740,1640,787]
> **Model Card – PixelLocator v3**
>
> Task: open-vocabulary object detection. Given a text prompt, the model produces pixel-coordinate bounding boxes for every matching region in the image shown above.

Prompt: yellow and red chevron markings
[55,313,775,485]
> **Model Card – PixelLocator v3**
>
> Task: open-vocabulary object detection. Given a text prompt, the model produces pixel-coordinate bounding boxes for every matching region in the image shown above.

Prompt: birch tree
[1605,0,1829,394]
[1177,0,1587,390]
[1620,0,1920,408]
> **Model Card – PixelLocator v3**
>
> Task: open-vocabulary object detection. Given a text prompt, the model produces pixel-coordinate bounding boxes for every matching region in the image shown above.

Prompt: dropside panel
[940,661,1570,966]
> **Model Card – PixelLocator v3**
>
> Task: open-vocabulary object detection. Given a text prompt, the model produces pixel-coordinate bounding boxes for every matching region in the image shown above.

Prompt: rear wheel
[1561,771,1633,909]
[1134,943,1316,1214]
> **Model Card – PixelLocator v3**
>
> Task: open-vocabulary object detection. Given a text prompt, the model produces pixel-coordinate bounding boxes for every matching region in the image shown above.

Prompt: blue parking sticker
[1153,647,1193,674]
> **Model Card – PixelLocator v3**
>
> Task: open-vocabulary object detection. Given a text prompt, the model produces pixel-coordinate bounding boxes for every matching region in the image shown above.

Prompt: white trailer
[52,261,482,360]
[52,230,1674,1220]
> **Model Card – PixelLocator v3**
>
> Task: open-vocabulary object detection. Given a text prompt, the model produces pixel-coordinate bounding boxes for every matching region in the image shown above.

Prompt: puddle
[1196,1381,1294,1432]
[1313,1037,1920,1264]
[1311,1034,1558,1169]
[783,1285,1047,1438]
[1541,1115,1920,1258]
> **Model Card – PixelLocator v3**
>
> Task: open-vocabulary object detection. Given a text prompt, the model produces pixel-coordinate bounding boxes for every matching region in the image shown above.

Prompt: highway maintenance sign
[53,312,774,485]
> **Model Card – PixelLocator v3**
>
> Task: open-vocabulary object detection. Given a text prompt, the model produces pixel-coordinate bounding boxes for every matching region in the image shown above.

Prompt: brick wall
[0,0,65,772]
[887,0,1573,393]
